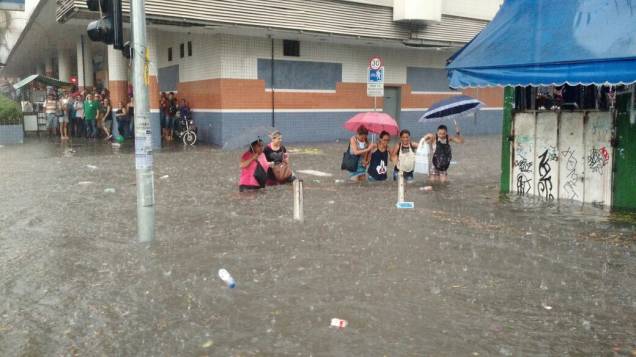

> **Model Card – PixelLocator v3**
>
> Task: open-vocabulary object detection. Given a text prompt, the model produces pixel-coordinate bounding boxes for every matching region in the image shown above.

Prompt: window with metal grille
[180,43,185,58]
[188,41,192,57]
[168,47,172,61]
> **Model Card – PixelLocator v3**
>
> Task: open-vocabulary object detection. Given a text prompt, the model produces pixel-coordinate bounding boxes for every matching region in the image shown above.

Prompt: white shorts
[58,116,69,124]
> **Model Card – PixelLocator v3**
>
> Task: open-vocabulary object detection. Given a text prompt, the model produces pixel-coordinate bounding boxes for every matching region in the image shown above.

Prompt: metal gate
[511,111,613,206]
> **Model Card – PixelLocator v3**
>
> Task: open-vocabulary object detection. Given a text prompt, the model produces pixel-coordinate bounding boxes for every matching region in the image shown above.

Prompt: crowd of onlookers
[43,89,194,143]
[44,89,135,141]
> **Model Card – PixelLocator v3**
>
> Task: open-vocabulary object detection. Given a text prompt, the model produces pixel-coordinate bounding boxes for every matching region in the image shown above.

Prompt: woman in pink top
[239,139,271,192]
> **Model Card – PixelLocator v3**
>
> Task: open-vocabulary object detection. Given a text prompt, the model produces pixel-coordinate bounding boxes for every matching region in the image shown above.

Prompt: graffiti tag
[560,147,579,201]
[537,149,555,201]
[588,146,609,175]
[514,155,533,173]
[516,174,532,196]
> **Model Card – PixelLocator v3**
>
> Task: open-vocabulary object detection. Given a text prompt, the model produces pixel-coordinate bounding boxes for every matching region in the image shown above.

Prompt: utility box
[393,0,442,23]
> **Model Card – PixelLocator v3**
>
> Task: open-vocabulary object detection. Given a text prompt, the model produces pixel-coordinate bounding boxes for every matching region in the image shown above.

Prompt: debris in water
[111,142,121,148]
[160,175,169,180]
[78,181,93,185]
[420,186,433,192]
[330,318,348,329]
[201,340,214,348]
[104,188,116,193]
[328,200,335,204]
[218,269,236,288]
[297,169,333,177]
[313,179,321,183]
[334,179,344,184]
[542,303,553,310]
[86,165,98,170]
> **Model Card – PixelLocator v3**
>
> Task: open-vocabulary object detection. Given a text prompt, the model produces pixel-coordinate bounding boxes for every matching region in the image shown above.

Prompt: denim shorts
[47,113,58,128]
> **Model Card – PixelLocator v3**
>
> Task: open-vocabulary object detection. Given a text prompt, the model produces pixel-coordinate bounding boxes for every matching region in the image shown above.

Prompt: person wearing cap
[44,94,59,138]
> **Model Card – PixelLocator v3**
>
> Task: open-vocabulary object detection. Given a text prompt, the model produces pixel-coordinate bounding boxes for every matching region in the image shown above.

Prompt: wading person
[391,129,418,181]
[423,124,464,182]
[367,131,391,182]
[264,130,293,184]
[160,92,168,141]
[239,139,270,192]
[346,126,374,182]
[166,92,178,142]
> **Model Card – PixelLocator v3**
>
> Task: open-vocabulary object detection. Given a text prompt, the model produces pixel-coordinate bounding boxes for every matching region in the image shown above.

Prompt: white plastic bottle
[218,269,236,288]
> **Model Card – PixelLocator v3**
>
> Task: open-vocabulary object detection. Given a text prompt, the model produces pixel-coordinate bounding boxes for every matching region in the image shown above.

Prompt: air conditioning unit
[393,0,442,23]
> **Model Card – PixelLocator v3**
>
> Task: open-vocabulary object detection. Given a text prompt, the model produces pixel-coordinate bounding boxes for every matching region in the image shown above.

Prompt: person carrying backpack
[423,124,464,182]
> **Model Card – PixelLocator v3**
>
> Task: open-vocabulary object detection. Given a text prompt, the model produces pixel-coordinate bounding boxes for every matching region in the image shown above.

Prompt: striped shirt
[45,100,58,114]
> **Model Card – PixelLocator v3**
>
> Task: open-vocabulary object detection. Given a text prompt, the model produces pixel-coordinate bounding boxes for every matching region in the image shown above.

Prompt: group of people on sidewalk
[237,124,464,191]
[159,92,191,143]
[45,89,135,141]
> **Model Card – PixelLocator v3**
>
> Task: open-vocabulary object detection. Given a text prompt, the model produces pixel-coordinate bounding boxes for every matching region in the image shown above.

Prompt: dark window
[187,41,192,56]
[180,43,185,58]
[283,40,300,57]
[168,47,172,61]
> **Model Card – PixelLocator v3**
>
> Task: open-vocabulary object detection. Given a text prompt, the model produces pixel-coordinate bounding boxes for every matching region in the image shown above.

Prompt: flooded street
[0,136,635,356]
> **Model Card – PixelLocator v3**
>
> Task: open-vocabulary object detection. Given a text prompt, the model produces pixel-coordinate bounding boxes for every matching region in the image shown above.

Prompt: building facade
[2,0,504,148]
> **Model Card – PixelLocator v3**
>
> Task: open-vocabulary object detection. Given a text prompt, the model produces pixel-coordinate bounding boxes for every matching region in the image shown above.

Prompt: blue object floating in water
[396,202,415,209]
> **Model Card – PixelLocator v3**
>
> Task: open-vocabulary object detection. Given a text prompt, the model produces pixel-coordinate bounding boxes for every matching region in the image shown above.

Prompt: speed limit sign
[369,56,383,70]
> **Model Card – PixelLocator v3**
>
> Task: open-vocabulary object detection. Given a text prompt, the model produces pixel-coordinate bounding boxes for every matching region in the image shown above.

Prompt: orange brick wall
[171,78,504,111]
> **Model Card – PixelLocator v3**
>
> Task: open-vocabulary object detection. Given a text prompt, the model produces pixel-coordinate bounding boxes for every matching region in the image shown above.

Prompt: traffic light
[86,0,123,49]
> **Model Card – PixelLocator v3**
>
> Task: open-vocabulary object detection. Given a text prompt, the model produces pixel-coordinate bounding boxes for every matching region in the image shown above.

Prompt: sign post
[367,56,384,111]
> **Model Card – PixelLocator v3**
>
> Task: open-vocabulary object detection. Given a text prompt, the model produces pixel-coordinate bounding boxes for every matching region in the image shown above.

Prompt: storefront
[447,0,636,210]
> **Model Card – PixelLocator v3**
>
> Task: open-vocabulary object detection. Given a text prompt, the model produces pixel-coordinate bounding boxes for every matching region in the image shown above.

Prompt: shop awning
[447,0,636,88]
[13,74,73,90]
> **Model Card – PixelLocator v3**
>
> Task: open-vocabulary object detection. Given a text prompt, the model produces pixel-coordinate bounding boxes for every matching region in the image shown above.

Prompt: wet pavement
[0,135,635,356]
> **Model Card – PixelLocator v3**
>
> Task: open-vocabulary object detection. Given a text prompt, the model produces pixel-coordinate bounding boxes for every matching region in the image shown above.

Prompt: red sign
[69,76,77,84]
[368,56,383,70]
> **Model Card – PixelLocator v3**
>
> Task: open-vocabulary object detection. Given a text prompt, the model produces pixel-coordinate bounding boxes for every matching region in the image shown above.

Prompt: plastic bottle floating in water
[218,269,236,288]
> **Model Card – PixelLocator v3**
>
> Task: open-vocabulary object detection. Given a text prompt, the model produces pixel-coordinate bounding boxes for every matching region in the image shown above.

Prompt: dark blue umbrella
[418,95,483,122]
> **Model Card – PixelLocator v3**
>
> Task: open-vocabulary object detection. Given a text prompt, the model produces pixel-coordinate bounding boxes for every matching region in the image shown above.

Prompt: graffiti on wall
[537,149,555,201]
[560,147,580,201]
[587,146,609,175]
[515,153,532,196]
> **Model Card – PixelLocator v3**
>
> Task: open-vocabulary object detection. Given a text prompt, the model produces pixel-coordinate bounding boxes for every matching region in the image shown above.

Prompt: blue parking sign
[368,68,384,82]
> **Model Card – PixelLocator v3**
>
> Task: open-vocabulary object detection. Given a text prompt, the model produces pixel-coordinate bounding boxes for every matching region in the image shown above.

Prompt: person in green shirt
[84,93,100,139]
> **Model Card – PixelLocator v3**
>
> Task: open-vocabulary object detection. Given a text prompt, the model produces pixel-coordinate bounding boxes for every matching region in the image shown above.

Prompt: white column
[107,45,128,82]
[76,36,94,88]
[44,55,53,77]
[57,48,72,82]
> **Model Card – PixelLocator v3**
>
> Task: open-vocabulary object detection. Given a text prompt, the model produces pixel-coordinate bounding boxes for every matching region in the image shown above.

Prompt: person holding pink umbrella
[347,126,375,182]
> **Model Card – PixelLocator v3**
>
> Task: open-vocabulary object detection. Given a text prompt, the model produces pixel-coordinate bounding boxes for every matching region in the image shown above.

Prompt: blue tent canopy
[447,0,636,88]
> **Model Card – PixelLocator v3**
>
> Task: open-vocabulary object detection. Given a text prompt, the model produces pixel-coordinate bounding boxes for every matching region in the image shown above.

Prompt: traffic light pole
[131,0,155,242]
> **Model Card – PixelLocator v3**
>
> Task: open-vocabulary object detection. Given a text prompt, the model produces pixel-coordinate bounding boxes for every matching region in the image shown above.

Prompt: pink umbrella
[343,112,399,136]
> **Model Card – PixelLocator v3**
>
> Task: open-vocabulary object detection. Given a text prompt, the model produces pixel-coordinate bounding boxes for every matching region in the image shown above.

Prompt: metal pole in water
[131,0,155,242]
[293,179,304,222]
[397,171,405,203]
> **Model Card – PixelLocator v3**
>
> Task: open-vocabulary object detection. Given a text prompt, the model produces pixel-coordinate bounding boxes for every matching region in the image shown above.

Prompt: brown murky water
[0,136,634,356]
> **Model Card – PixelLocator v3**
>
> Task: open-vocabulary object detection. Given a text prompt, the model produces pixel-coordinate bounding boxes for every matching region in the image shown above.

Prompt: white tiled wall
[155,32,453,85]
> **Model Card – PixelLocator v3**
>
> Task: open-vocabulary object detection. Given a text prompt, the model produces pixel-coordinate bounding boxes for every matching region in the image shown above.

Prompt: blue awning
[447,0,636,88]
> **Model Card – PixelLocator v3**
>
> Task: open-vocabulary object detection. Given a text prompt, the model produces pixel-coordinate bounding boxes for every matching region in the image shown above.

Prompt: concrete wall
[511,111,613,207]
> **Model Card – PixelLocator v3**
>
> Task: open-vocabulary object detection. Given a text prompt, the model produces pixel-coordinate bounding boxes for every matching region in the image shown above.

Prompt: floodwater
[0,136,634,356]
